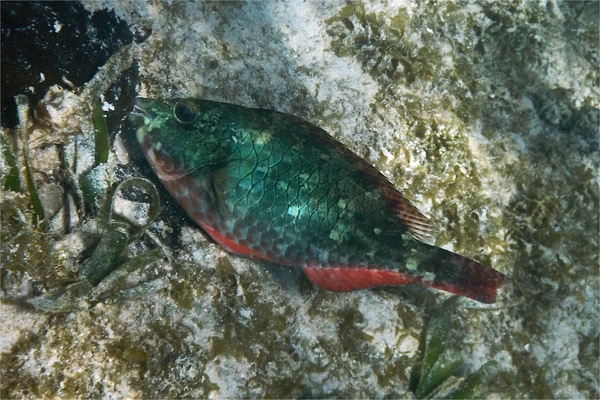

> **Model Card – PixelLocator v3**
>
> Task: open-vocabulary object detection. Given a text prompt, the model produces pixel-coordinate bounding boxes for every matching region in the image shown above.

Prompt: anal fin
[302,266,415,292]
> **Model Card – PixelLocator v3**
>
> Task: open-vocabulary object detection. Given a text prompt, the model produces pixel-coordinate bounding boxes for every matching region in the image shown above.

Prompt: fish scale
[131,98,507,303]
[232,148,380,265]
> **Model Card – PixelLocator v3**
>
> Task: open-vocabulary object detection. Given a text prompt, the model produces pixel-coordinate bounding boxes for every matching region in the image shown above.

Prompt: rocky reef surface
[1,1,598,398]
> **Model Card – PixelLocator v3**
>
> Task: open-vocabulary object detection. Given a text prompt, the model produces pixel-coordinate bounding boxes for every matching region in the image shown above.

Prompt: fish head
[129,98,231,180]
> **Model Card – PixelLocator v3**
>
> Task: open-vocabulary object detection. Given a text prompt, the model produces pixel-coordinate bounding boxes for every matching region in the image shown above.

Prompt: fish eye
[173,101,197,124]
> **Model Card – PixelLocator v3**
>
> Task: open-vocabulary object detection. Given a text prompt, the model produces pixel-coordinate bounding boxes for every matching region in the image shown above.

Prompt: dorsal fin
[376,184,437,245]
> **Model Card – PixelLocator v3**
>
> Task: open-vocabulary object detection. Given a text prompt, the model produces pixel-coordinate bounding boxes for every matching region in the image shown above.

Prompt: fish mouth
[133,97,154,111]
[129,98,153,144]
[128,98,151,126]
[128,98,192,182]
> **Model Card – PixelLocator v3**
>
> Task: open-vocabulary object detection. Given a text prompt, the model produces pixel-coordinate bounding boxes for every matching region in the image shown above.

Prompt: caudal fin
[301,249,507,303]
[424,248,508,304]
[302,251,507,303]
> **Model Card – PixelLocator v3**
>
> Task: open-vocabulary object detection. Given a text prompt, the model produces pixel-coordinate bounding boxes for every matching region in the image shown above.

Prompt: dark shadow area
[1,2,132,128]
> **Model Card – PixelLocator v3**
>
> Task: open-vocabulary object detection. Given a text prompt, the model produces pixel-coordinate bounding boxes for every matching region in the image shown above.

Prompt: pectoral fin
[211,167,231,220]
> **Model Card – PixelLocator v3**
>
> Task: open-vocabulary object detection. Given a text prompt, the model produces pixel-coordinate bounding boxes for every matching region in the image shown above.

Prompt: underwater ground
[1,1,598,398]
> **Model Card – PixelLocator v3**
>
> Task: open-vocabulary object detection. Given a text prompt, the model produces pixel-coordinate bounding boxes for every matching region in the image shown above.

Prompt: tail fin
[424,248,508,304]
[301,248,507,303]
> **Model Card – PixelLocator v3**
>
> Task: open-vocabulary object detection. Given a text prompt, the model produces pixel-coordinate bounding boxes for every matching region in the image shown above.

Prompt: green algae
[327,3,443,88]
[448,360,500,399]
[158,257,415,398]
[337,306,375,357]
[139,320,215,397]
[409,297,502,399]
[170,278,195,310]
[327,2,482,118]
[3,89,123,304]
[326,2,508,262]
[147,259,307,398]
[23,176,163,312]
[80,164,111,216]
[92,96,110,166]
[79,227,129,286]
[1,193,66,289]
[2,313,118,398]
[16,95,45,226]
[0,331,43,399]
[1,134,21,192]
[81,177,161,284]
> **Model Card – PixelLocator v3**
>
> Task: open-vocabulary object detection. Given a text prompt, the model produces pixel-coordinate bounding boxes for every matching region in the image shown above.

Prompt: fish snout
[133,97,154,111]
[128,98,151,126]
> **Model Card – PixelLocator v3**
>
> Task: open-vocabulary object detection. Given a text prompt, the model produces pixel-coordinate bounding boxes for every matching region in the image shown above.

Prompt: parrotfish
[130,98,507,303]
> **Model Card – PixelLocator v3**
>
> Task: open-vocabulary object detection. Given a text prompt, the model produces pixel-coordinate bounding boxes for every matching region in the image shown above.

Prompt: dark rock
[1,2,133,128]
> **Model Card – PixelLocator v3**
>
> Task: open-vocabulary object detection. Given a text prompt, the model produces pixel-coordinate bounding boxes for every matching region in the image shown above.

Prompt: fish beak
[128,98,150,127]
[129,98,154,146]
[133,97,154,111]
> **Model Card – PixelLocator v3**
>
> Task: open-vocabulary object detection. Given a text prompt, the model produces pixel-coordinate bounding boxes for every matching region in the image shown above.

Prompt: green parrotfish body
[130,98,507,303]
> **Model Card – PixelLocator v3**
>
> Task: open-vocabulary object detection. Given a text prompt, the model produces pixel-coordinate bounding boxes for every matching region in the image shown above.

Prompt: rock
[1,1,597,398]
